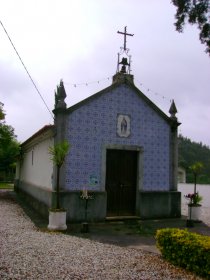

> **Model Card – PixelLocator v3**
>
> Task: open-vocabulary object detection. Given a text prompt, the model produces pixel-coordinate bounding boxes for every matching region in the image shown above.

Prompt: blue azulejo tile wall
[65,84,170,192]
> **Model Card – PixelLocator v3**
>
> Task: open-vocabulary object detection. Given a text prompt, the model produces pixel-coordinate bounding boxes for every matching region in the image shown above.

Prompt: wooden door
[106,149,137,216]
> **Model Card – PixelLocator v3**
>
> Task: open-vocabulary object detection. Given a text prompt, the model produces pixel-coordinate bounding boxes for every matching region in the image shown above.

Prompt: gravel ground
[0,194,207,280]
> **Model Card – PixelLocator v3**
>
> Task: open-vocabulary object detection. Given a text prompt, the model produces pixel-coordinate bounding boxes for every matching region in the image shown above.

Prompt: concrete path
[66,217,210,255]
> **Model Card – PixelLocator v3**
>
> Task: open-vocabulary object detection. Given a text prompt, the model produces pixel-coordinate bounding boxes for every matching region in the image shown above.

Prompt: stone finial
[169,99,177,118]
[54,79,67,109]
[54,90,58,107]
[58,80,67,99]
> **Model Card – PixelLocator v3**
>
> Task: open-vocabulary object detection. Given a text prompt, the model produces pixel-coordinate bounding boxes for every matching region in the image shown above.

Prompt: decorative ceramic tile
[65,84,170,191]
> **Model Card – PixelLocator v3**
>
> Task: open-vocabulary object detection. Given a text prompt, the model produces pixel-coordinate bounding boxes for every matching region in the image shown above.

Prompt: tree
[0,102,5,120]
[189,162,203,194]
[49,140,70,209]
[178,135,210,183]
[0,103,20,181]
[172,0,210,55]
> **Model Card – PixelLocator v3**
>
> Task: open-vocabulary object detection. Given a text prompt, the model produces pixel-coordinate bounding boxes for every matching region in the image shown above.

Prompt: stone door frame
[101,144,143,216]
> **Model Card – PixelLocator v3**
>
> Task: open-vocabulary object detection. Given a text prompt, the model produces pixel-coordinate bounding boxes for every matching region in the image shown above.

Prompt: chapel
[15,27,181,221]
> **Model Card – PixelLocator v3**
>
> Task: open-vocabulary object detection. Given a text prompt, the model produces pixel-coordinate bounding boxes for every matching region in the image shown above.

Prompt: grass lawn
[0,182,14,189]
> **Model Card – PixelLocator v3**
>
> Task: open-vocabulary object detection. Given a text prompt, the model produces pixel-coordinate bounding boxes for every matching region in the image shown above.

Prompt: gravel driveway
[0,193,204,279]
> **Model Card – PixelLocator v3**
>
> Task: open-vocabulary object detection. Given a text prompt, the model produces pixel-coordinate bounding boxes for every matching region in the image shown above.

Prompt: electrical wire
[0,20,53,119]
[0,20,172,114]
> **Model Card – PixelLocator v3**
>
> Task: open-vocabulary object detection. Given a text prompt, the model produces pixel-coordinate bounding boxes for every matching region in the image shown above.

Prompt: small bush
[155,228,210,279]
[0,182,13,189]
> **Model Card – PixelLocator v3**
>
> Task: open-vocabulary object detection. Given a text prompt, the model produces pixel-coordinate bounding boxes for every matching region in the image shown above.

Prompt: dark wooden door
[106,149,137,217]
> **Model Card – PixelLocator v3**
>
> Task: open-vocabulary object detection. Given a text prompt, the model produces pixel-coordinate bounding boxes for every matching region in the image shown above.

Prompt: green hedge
[155,228,210,279]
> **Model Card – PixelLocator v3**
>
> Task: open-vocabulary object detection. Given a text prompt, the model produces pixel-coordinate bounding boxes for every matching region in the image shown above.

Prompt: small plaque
[117,114,131,137]
[89,175,99,186]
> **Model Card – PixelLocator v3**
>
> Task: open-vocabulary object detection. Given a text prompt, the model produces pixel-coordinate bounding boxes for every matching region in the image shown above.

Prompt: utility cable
[0,20,53,119]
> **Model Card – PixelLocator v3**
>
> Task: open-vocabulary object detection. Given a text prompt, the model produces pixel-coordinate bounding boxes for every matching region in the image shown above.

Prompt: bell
[120,65,126,73]
[119,57,130,66]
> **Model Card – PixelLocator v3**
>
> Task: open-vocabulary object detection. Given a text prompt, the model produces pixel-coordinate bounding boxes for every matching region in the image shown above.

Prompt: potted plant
[185,192,203,223]
[185,162,204,224]
[185,162,203,226]
[48,140,70,230]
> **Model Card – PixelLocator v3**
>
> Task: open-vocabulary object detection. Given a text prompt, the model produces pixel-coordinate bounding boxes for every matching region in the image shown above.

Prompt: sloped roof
[21,125,54,147]
[67,76,173,124]
[22,75,179,146]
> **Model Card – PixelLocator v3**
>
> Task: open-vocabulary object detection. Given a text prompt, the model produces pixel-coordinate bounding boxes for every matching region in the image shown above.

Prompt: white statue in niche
[117,114,131,137]
[121,117,127,133]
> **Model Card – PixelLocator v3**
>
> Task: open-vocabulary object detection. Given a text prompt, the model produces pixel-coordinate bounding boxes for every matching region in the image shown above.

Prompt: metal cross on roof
[117,26,134,51]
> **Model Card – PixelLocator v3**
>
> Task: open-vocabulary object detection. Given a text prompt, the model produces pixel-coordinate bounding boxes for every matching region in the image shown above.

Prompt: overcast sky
[0,0,209,146]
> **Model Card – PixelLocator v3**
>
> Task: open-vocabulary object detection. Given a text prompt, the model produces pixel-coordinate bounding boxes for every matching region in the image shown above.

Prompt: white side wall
[20,137,54,189]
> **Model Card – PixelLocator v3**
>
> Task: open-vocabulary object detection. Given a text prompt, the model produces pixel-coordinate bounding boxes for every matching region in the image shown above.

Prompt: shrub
[155,228,210,279]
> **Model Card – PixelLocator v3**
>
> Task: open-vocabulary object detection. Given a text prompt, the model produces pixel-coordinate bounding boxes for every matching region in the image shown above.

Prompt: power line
[0,20,53,119]
[0,20,172,116]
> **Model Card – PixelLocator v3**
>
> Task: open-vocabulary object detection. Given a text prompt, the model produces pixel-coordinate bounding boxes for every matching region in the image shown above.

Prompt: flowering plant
[184,192,203,206]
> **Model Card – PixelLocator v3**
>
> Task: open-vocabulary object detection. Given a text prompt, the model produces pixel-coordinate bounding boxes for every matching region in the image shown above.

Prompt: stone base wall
[15,180,51,218]
[54,191,107,222]
[138,191,181,219]
[15,181,107,222]
[15,181,181,222]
